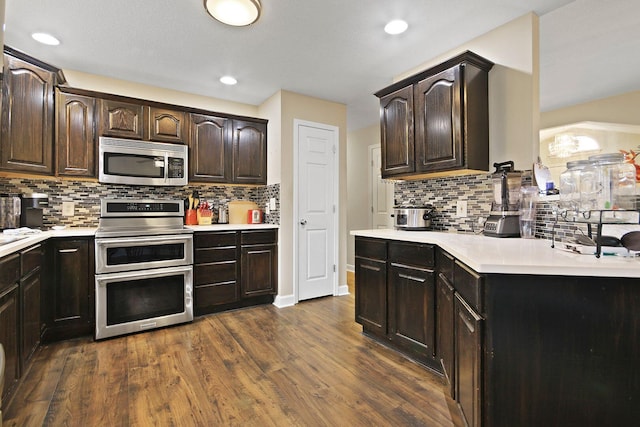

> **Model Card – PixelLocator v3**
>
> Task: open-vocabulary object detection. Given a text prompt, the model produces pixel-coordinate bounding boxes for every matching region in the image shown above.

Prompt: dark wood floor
[5,291,462,426]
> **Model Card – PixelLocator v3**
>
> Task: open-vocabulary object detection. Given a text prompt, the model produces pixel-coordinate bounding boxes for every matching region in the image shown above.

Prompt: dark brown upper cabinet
[375,51,493,179]
[189,113,229,183]
[231,119,267,185]
[148,107,187,143]
[99,99,145,140]
[379,86,415,176]
[189,116,267,185]
[55,89,96,177]
[99,99,188,144]
[0,48,63,175]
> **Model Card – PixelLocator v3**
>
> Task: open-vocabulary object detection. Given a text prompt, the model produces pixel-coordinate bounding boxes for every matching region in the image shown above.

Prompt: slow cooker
[392,206,434,230]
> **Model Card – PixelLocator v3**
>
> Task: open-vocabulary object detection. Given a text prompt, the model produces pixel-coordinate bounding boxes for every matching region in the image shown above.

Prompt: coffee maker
[21,193,48,229]
[484,161,522,237]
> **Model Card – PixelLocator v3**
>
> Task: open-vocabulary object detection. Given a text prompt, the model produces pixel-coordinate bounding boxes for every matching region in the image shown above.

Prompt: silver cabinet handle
[398,273,426,283]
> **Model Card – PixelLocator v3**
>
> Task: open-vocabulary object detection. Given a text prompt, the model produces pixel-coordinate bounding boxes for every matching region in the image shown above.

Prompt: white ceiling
[4,0,640,131]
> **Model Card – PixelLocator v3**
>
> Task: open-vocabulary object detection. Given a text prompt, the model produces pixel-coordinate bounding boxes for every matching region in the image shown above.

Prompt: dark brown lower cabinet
[194,231,240,315]
[194,229,278,316]
[436,272,455,398]
[42,238,94,342]
[20,271,41,368]
[0,282,19,403]
[240,230,277,298]
[354,255,387,336]
[455,293,482,427]
[388,263,434,363]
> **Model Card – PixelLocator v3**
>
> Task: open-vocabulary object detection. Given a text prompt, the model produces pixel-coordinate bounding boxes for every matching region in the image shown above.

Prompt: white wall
[346,124,380,269]
[62,69,260,118]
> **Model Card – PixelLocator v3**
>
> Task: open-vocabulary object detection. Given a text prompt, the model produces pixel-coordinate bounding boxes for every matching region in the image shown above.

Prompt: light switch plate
[456,201,468,218]
[62,201,75,217]
[269,198,276,210]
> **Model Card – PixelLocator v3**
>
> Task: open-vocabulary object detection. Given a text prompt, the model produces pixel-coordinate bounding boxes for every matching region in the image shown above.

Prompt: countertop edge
[351,229,640,278]
[0,224,280,258]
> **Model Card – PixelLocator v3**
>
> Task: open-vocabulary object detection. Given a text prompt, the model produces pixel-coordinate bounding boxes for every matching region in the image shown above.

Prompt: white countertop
[351,229,640,278]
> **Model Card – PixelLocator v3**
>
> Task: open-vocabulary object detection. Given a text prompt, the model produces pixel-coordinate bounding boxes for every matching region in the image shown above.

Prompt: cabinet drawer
[195,261,237,286]
[195,282,238,307]
[195,231,237,248]
[388,241,434,268]
[21,244,43,277]
[0,253,20,292]
[436,247,455,282]
[195,247,236,264]
[241,229,277,245]
[355,237,387,261]
[454,260,484,314]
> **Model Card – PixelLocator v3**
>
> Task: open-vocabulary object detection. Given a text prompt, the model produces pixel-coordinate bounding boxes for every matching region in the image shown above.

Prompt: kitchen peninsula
[352,229,640,427]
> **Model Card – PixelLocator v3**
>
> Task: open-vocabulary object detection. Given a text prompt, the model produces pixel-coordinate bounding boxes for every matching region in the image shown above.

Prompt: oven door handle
[95,234,192,246]
[95,265,193,282]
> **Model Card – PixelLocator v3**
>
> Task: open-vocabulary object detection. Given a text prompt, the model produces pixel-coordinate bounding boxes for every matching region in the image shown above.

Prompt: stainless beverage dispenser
[21,193,48,229]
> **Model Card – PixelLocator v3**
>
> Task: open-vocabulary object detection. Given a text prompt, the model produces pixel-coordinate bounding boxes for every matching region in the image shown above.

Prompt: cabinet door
[99,99,145,139]
[189,113,229,182]
[149,107,187,143]
[1,54,55,174]
[380,85,414,177]
[455,293,483,427]
[231,119,267,185]
[56,90,96,177]
[414,65,462,172]
[241,243,277,297]
[0,285,19,402]
[43,239,92,342]
[21,271,41,369]
[354,257,387,336]
[388,263,435,358]
[437,273,455,398]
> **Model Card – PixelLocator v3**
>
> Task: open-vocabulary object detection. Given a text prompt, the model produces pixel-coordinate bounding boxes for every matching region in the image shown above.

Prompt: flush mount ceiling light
[31,32,60,46]
[204,0,261,26]
[384,19,408,35]
[220,75,238,85]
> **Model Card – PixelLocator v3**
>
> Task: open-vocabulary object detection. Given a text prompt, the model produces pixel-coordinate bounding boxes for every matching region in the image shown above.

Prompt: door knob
[300,219,307,225]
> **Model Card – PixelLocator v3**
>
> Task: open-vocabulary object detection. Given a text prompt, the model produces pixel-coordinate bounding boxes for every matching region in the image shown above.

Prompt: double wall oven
[94,199,193,340]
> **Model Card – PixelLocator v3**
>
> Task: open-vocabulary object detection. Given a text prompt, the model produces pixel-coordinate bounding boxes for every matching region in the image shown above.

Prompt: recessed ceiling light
[220,76,238,85]
[31,32,60,46]
[384,19,408,35]
[204,0,261,27]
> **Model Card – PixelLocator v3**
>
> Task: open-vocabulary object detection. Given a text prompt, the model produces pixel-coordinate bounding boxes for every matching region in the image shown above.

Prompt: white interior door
[370,145,394,229]
[296,121,337,301]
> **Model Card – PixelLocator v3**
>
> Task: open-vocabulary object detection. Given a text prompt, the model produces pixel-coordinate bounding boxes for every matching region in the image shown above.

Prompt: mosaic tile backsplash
[394,172,577,241]
[0,177,280,228]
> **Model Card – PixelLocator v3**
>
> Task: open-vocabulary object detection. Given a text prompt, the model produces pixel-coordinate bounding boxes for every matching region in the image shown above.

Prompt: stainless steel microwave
[98,137,188,186]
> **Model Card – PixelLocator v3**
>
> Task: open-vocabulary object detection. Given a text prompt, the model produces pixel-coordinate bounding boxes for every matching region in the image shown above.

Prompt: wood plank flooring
[4,292,463,426]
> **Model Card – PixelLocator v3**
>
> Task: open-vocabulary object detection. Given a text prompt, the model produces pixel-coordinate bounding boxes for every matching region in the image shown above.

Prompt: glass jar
[583,153,637,211]
[559,160,589,218]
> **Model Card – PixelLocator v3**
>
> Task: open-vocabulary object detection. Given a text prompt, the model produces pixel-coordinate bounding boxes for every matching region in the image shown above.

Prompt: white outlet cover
[269,198,276,210]
[62,201,74,217]
[456,201,468,218]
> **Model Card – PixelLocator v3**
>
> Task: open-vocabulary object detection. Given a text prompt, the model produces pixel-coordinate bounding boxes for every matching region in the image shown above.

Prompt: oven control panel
[101,199,183,217]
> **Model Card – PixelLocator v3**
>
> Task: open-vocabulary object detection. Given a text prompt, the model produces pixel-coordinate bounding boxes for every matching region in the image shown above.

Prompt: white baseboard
[337,284,350,296]
[273,294,296,308]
